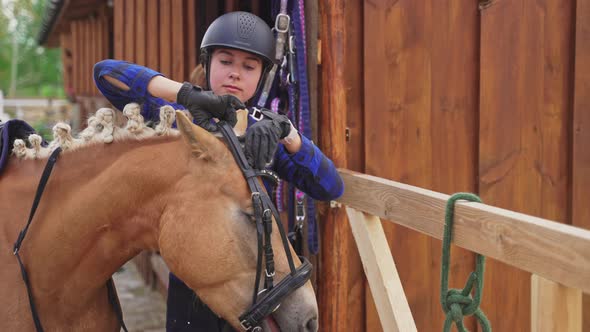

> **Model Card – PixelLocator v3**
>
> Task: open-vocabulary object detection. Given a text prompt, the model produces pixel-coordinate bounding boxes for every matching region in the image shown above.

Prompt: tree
[0,0,63,98]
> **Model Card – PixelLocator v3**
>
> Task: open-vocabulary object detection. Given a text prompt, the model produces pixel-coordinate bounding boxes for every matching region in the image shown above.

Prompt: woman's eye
[220,60,231,65]
[244,64,256,71]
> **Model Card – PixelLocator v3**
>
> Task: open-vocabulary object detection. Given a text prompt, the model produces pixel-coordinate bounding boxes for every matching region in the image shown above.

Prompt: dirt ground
[113,262,167,332]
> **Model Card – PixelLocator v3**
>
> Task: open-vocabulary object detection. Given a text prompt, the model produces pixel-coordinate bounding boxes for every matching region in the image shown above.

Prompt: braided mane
[12,103,183,160]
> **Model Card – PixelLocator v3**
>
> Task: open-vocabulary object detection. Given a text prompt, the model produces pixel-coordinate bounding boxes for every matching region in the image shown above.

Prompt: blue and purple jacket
[93,59,343,201]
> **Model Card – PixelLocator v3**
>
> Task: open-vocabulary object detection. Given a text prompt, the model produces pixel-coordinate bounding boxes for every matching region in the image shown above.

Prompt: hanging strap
[291,0,318,255]
[257,0,290,108]
[13,147,128,332]
[13,147,62,332]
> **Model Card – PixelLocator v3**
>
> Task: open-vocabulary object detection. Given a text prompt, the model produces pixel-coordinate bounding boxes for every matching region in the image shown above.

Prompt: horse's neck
[6,137,187,303]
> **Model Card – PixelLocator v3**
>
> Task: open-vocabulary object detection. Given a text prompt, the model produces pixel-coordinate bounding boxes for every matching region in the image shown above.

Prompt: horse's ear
[175,111,228,162]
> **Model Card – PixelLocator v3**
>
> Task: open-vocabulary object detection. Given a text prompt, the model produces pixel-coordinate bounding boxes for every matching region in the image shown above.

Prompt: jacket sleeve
[93,59,186,122]
[272,134,344,201]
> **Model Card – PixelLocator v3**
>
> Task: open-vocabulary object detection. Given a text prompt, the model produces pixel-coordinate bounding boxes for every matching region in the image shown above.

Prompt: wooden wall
[111,0,266,83]
[59,5,109,97]
[112,0,202,83]
[319,0,589,331]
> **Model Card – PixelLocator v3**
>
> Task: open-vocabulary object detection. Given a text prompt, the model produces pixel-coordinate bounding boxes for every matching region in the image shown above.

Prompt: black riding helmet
[200,11,276,97]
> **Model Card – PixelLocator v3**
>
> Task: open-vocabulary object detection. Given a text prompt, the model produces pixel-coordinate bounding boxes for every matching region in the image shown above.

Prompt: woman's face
[208,48,263,103]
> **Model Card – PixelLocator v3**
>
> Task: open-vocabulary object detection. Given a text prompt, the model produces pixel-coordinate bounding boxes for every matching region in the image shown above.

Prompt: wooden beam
[531,275,582,332]
[337,169,590,294]
[346,208,417,332]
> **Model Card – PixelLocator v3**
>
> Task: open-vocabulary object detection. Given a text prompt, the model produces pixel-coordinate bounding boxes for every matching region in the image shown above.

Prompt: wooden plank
[337,169,590,294]
[102,8,109,59]
[185,0,197,78]
[479,0,575,330]
[90,18,98,96]
[70,22,79,96]
[531,275,582,332]
[305,0,320,142]
[146,0,159,70]
[91,17,98,70]
[113,0,124,60]
[225,0,237,12]
[159,1,172,76]
[318,1,353,331]
[346,208,417,332]
[83,21,90,95]
[135,0,146,66]
[363,1,478,330]
[86,20,92,95]
[534,1,580,328]
[124,0,135,62]
[204,1,218,32]
[59,33,72,96]
[77,21,84,95]
[251,0,260,16]
[573,0,590,328]
[171,0,185,82]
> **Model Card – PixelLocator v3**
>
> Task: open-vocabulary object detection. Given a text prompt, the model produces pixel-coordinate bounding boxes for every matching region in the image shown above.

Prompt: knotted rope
[440,193,492,332]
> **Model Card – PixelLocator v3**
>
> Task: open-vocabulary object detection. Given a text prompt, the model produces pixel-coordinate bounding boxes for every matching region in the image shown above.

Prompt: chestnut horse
[0,111,318,331]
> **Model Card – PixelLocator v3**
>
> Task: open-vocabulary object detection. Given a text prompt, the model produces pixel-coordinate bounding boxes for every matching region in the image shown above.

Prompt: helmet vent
[237,13,256,39]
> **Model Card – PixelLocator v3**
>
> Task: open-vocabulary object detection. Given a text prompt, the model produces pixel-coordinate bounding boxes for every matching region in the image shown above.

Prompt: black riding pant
[166,273,234,332]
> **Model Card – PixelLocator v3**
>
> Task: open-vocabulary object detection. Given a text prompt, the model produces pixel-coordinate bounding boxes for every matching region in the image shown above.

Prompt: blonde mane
[12,103,184,160]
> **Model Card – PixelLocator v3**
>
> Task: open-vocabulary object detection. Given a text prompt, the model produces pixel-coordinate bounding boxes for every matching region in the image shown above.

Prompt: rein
[12,147,128,332]
[217,122,312,331]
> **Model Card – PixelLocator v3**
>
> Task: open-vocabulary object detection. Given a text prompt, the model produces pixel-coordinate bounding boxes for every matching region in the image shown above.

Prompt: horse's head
[157,112,318,331]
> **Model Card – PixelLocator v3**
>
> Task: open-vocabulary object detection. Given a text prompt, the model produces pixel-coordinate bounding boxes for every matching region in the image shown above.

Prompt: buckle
[274,13,290,33]
[240,319,253,330]
[250,108,264,122]
[265,268,276,278]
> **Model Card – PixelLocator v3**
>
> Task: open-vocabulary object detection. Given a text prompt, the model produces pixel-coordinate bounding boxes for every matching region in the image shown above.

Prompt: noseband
[217,122,313,331]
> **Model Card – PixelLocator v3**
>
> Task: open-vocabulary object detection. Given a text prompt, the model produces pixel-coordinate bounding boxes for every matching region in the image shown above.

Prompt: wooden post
[318,1,355,331]
[346,208,417,332]
[573,0,590,328]
[531,275,582,332]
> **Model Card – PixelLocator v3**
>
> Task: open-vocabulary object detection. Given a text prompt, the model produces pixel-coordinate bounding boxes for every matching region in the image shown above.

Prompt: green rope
[440,193,492,332]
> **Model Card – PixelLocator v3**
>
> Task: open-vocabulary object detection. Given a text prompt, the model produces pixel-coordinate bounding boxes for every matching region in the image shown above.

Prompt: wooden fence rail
[337,169,590,331]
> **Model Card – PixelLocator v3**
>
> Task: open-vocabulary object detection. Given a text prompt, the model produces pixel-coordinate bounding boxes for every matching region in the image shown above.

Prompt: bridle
[217,121,313,331]
[13,122,312,332]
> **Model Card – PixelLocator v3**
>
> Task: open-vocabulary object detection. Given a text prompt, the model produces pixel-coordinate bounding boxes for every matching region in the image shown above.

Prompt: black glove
[176,82,245,131]
[244,109,292,169]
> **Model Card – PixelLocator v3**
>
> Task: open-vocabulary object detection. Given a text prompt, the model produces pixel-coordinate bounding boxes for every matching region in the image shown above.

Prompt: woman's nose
[229,71,240,79]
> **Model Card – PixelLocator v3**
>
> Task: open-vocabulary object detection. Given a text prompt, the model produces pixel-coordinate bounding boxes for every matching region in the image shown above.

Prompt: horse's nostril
[305,316,318,332]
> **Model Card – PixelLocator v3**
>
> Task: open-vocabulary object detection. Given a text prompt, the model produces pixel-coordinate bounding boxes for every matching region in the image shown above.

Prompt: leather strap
[13,147,128,332]
[218,121,311,330]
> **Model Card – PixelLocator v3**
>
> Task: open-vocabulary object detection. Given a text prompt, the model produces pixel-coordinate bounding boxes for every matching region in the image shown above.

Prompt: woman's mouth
[223,85,242,93]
